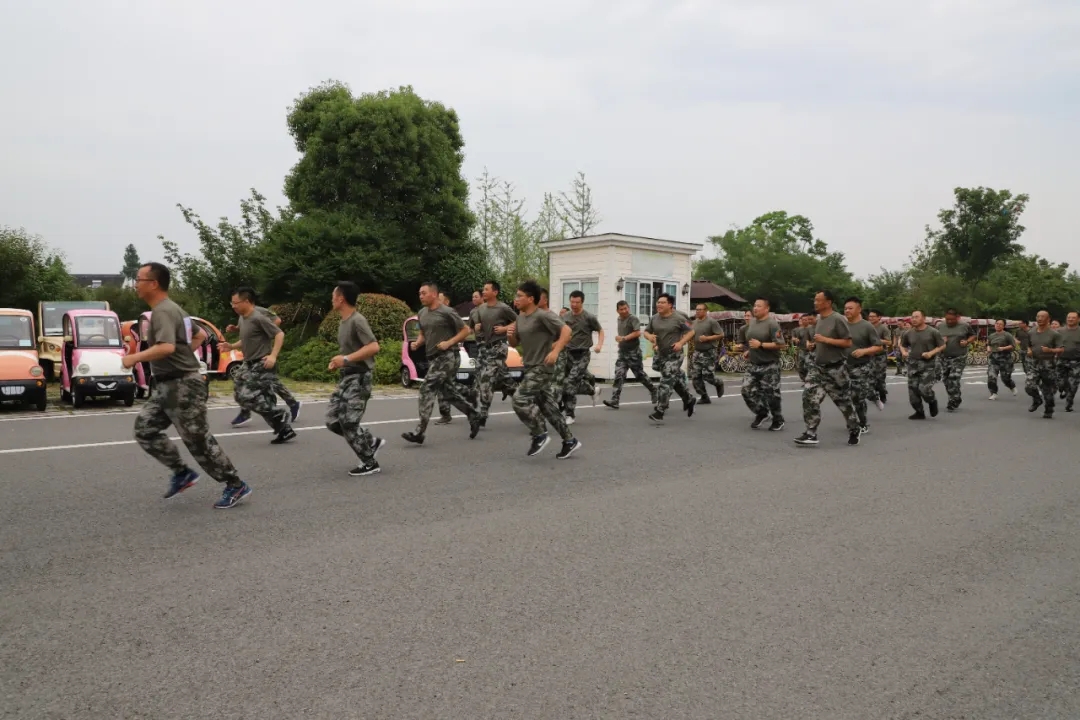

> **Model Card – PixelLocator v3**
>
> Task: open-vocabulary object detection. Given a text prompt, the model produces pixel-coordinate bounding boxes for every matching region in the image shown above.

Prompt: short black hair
[141,262,171,291]
[539,287,548,298]
[484,280,501,293]
[754,296,770,308]
[867,308,882,317]
[561,307,570,313]
[695,303,708,310]
[995,318,1006,325]
[616,300,629,308]
[844,296,862,306]
[816,289,836,303]
[334,281,360,306]
[945,307,959,315]
[569,290,585,301]
[658,293,676,305]
[232,286,257,304]
[421,281,439,293]
[517,280,542,304]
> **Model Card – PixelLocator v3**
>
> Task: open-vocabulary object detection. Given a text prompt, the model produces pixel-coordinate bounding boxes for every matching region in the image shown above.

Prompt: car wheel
[72,387,85,408]
[123,389,136,407]
[35,393,47,411]
[400,366,412,388]
[136,386,147,399]
[226,362,242,381]
[61,388,71,403]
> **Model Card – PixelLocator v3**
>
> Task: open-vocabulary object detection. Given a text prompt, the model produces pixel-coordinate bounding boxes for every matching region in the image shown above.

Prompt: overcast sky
[2,0,1077,279]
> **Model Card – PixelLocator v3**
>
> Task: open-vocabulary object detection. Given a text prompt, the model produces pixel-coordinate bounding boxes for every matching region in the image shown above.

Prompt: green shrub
[317,294,412,342]
[268,302,323,328]
[279,337,404,386]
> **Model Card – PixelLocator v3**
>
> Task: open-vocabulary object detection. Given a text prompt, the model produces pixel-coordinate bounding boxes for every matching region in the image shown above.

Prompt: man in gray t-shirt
[900,310,946,419]
[325,281,384,476]
[218,287,294,442]
[1025,310,1062,417]
[605,300,658,408]
[644,293,696,421]
[937,309,976,411]
[795,290,860,446]
[867,309,892,405]
[506,281,579,458]
[228,303,300,428]
[689,304,725,402]
[560,291,604,419]
[741,298,786,430]
[403,283,481,444]
[123,262,247,507]
[986,319,1017,398]
[843,298,883,433]
[471,280,520,423]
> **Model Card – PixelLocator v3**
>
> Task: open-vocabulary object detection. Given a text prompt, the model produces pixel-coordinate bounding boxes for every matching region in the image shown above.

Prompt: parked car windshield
[0,315,34,349]
[75,316,122,348]
[40,301,108,336]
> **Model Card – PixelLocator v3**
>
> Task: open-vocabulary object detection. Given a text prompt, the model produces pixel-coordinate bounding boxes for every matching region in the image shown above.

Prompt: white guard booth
[542,233,704,380]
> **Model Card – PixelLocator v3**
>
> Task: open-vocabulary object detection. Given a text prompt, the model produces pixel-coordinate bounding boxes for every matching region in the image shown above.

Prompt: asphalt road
[2,368,1079,719]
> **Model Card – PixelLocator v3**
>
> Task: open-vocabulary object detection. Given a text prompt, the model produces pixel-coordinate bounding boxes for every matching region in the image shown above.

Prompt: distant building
[72,274,124,289]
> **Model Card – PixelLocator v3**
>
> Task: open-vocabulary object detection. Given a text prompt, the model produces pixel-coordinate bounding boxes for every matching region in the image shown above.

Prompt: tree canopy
[0,226,76,312]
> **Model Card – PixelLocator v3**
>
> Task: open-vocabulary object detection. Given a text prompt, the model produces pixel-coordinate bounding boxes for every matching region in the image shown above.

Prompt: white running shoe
[1010,387,1017,396]
[875,399,885,411]
[989,393,997,400]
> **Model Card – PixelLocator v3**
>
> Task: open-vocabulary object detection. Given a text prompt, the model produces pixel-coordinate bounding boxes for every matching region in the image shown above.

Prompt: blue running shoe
[289,402,301,422]
[230,411,251,428]
[214,482,252,509]
[164,469,199,499]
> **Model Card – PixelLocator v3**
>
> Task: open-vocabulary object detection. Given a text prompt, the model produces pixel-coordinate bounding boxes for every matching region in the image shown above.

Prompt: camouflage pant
[940,355,966,408]
[554,350,595,408]
[871,354,889,402]
[421,351,476,432]
[1025,360,1057,412]
[437,351,477,419]
[690,348,724,398]
[233,363,291,434]
[610,346,656,404]
[796,352,810,382]
[562,350,593,415]
[512,365,572,441]
[740,362,782,421]
[326,372,376,462]
[895,351,907,376]
[802,361,858,433]
[654,353,692,414]
[847,361,875,427]
[1059,358,1080,407]
[1058,360,1072,396]
[1020,353,1032,375]
[134,373,241,486]
[476,342,515,417]
[907,358,937,411]
[987,352,1016,394]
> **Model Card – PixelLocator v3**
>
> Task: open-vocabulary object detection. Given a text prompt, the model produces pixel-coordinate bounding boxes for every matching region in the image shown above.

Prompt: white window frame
[624,279,681,322]
[561,278,599,316]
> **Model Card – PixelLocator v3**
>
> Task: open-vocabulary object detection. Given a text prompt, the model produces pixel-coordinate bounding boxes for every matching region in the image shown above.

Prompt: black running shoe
[697,396,711,405]
[270,427,297,445]
[401,431,425,445]
[750,411,769,429]
[794,432,819,446]
[1042,411,1053,419]
[686,397,697,417]
[469,415,480,439]
[909,411,926,420]
[1028,400,1042,413]
[648,411,664,422]
[603,400,619,409]
[434,416,452,425]
[768,419,785,432]
[847,431,861,446]
[928,400,939,417]
[527,433,549,457]
[556,438,581,459]
[349,461,380,477]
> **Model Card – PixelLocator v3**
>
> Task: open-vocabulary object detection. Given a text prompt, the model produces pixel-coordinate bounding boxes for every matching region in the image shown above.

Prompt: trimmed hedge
[278,337,403,386]
[318,294,412,343]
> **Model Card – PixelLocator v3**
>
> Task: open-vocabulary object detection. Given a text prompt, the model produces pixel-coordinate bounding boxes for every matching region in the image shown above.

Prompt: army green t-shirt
[901,326,945,359]
[514,308,565,367]
[746,318,784,365]
[846,318,882,367]
[475,301,517,344]
[737,324,748,346]
[1015,328,1031,352]
[647,312,693,357]
[792,326,811,354]
[147,298,201,378]
[813,312,850,365]
[238,310,282,361]
[618,314,642,351]
[987,331,1016,353]
[564,310,602,351]
[338,311,377,371]
[418,304,465,359]
[873,322,893,347]
[938,321,975,358]
[1028,328,1062,361]
[1058,327,1080,360]
[692,317,724,350]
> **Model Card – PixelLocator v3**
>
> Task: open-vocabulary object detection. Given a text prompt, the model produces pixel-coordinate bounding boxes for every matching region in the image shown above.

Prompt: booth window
[561,280,599,315]
[625,280,679,320]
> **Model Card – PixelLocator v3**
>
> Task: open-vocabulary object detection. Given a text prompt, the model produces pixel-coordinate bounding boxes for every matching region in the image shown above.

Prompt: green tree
[921,186,1029,287]
[0,226,77,311]
[556,171,600,237]
[262,81,479,303]
[120,244,141,286]
[863,269,913,316]
[976,254,1080,321]
[694,211,858,313]
[159,189,277,326]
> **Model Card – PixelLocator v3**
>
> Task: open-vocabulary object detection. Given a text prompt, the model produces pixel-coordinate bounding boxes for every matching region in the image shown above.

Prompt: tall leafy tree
[694,211,858,313]
[0,226,77,311]
[921,186,1029,287]
[120,244,141,287]
[976,254,1080,321]
[863,269,913,316]
[262,81,479,304]
[556,171,601,237]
